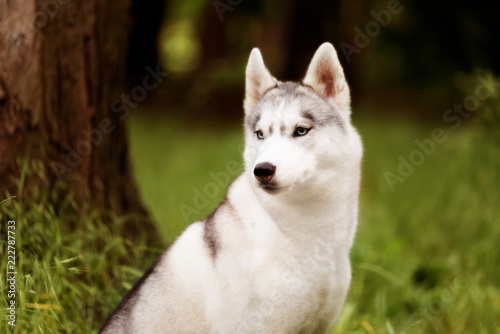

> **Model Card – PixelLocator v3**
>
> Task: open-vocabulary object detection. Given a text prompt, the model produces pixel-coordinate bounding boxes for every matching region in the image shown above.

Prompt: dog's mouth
[260,182,285,193]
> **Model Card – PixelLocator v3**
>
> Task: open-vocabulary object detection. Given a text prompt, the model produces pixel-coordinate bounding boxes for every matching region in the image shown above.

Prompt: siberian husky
[100,42,363,334]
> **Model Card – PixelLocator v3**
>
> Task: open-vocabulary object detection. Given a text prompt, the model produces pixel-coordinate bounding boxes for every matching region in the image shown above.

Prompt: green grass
[129,113,244,242]
[335,115,500,333]
[1,110,499,332]
[0,167,160,333]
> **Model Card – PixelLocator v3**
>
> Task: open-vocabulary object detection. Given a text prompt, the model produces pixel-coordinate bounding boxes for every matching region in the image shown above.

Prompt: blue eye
[294,127,309,137]
[256,130,264,139]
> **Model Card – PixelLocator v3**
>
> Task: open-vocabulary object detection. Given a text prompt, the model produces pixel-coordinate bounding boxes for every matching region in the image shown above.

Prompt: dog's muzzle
[254,162,276,184]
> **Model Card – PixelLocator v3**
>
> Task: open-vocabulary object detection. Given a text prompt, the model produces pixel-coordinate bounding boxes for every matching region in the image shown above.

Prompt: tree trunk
[0,0,160,243]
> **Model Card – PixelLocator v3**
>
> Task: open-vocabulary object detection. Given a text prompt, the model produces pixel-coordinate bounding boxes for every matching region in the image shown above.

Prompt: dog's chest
[211,245,346,333]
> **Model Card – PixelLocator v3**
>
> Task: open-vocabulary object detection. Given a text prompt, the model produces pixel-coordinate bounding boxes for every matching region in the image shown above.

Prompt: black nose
[254,162,276,184]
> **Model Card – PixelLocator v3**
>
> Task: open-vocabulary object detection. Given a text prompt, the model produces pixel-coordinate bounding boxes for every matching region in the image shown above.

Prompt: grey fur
[247,82,345,133]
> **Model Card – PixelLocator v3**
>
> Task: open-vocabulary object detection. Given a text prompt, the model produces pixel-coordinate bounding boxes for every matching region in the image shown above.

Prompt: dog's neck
[251,173,360,250]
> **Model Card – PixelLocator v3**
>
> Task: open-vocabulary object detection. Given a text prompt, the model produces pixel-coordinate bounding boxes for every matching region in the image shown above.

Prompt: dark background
[126,0,500,124]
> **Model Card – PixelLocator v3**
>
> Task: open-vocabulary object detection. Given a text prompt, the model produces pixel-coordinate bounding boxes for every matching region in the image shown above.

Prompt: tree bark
[0,0,159,242]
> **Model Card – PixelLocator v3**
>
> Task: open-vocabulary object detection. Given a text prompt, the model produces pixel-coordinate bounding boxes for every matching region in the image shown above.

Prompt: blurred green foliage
[160,20,201,74]
[454,69,500,141]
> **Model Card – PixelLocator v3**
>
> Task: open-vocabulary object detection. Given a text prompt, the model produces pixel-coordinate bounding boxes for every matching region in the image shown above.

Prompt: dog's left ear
[244,48,277,114]
[303,43,350,113]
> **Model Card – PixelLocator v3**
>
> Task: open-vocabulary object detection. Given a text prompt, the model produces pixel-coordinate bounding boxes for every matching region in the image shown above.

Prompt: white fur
[100,43,362,334]
[244,48,278,113]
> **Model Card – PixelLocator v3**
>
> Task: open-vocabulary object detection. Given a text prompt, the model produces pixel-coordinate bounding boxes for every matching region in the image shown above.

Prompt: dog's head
[243,43,362,197]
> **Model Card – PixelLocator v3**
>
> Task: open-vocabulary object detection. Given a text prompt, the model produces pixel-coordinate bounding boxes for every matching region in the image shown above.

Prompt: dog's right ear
[244,48,277,114]
[303,43,350,113]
